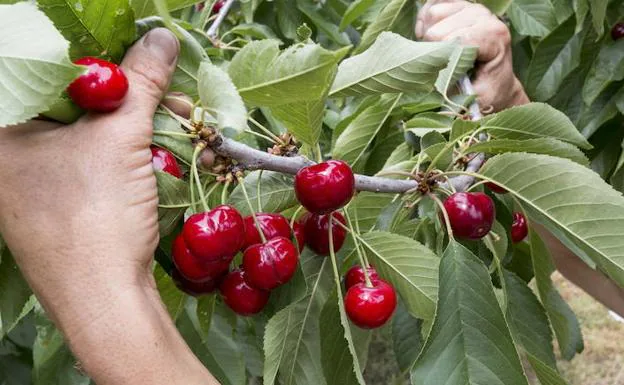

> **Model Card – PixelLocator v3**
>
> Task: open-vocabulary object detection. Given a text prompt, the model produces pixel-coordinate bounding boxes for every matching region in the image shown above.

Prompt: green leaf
[346,192,395,232]
[359,232,439,320]
[467,138,589,165]
[477,0,513,15]
[435,46,478,98]
[153,112,194,165]
[589,0,608,37]
[411,241,529,385]
[333,94,402,170]
[0,249,32,338]
[339,0,375,30]
[391,301,424,373]
[227,23,279,40]
[404,113,453,137]
[525,17,583,102]
[582,40,624,106]
[296,1,351,46]
[355,0,409,54]
[578,81,623,138]
[0,2,83,128]
[263,257,331,385]
[481,153,624,313]
[525,354,569,385]
[331,33,454,97]
[481,103,592,149]
[131,0,201,18]
[154,264,187,321]
[528,228,583,360]
[136,17,209,98]
[229,40,348,106]
[229,171,298,215]
[156,170,189,237]
[271,98,325,146]
[198,62,248,134]
[38,0,135,62]
[33,309,89,385]
[573,0,589,33]
[507,0,558,37]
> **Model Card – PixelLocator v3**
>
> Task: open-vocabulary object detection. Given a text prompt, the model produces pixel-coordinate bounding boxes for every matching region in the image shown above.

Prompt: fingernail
[143,28,180,65]
[415,21,424,38]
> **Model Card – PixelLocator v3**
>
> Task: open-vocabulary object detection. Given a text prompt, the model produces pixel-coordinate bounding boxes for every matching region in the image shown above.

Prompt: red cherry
[345,265,380,290]
[612,22,624,40]
[67,57,128,112]
[443,192,495,240]
[301,212,347,256]
[172,268,224,296]
[212,0,225,13]
[220,269,270,316]
[485,181,508,194]
[242,237,299,290]
[292,221,305,253]
[294,160,355,214]
[242,213,291,250]
[151,146,183,178]
[344,279,397,329]
[511,212,528,243]
[183,205,245,262]
[172,234,230,282]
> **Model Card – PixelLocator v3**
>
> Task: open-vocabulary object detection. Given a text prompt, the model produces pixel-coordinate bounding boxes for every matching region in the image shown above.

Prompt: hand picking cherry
[294,160,355,214]
[301,212,347,256]
[172,234,230,282]
[67,57,128,112]
[511,212,528,243]
[151,146,182,178]
[242,213,291,250]
[220,269,270,316]
[172,268,224,297]
[345,279,397,329]
[443,192,495,240]
[183,205,245,262]
[242,237,299,290]
[345,265,380,290]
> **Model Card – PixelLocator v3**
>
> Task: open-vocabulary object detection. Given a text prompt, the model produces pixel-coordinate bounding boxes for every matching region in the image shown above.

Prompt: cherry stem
[290,205,304,228]
[351,202,370,267]
[428,193,455,241]
[154,131,198,139]
[248,116,284,145]
[192,144,210,212]
[344,209,372,287]
[466,180,489,192]
[221,180,231,206]
[256,170,263,212]
[327,214,344,297]
[244,129,278,144]
[315,144,323,163]
[236,175,267,244]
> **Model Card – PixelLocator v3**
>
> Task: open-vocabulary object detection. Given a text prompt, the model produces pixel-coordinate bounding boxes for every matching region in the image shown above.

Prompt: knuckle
[491,22,511,44]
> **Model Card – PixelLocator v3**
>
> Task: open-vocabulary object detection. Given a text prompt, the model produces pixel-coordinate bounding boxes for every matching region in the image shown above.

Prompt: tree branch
[207,0,236,38]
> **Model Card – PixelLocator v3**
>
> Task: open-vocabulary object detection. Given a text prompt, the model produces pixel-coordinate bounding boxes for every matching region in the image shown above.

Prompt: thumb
[118,28,180,119]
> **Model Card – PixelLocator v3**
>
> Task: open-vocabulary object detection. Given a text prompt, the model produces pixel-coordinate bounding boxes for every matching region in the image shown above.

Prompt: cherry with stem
[191,143,211,212]
[427,193,455,241]
[344,209,372,287]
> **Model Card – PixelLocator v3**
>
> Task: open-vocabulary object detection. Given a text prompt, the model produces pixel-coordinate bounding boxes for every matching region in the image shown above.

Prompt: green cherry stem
[344,210,372,287]
[192,144,210,212]
[244,129,278,144]
[154,131,198,139]
[248,116,284,144]
[315,144,323,163]
[221,180,231,206]
[236,175,267,244]
[327,215,343,295]
[256,170,263,212]
[351,202,371,268]
[289,205,304,228]
[428,193,455,241]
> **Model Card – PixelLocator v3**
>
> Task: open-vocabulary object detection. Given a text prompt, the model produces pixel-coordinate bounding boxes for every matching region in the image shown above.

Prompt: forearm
[59,279,218,385]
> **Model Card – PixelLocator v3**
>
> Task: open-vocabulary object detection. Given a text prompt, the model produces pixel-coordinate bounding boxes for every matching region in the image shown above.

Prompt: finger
[416,0,464,38]
[421,5,489,42]
[117,28,180,121]
[444,18,510,62]
[162,92,193,119]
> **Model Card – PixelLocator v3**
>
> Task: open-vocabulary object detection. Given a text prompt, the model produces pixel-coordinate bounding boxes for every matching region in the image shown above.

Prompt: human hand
[0,29,216,384]
[416,0,530,111]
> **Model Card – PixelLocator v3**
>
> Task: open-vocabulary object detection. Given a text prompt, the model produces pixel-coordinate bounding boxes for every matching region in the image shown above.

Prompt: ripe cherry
[242,237,299,290]
[172,234,230,282]
[511,212,528,243]
[294,160,355,214]
[345,265,380,290]
[220,269,270,316]
[172,268,224,296]
[344,279,397,329]
[212,0,225,13]
[242,213,291,250]
[301,212,347,256]
[612,22,624,40]
[485,181,507,194]
[292,221,305,253]
[443,192,495,240]
[67,57,128,112]
[151,146,183,178]
[183,205,245,262]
